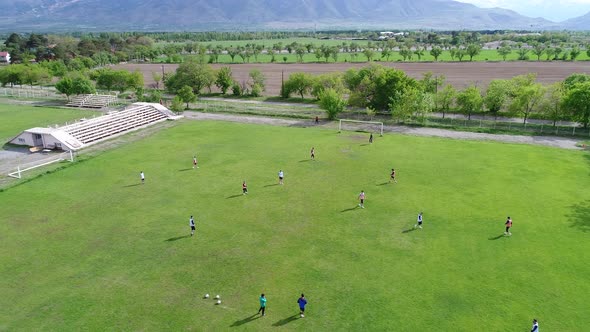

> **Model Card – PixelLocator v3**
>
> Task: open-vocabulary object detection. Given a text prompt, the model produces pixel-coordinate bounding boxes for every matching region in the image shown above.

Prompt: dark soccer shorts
[191,226,196,230]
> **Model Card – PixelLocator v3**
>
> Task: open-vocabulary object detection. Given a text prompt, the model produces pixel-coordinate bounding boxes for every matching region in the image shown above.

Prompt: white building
[0,51,10,63]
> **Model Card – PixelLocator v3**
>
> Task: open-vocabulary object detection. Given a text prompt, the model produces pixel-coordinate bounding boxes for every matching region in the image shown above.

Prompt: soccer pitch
[1,120,589,331]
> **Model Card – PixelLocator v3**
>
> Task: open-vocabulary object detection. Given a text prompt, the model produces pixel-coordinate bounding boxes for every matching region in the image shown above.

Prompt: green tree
[283,72,314,99]
[381,49,392,61]
[0,64,25,86]
[414,48,425,61]
[362,48,375,62]
[436,84,456,118]
[484,79,510,120]
[295,46,306,63]
[318,88,347,120]
[562,81,590,128]
[466,44,481,61]
[456,85,483,120]
[40,60,68,77]
[344,64,417,110]
[449,47,457,61]
[320,45,331,62]
[366,107,376,121]
[553,47,563,60]
[92,68,142,92]
[563,73,590,90]
[570,47,581,61]
[508,74,545,124]
[497,44,512,61]
[215,67,233,94]
[227,48,238,63]
[311,73,345,100]
[455,49,466,62]
[165,60,214,94]
[314,49,323,62]
[420,72,445,94]
[232,81,243,96]
[420,72,445,111]
[390,87,425,122]
[399,47,412,61]
[177,85,196,109]
[21,65,51,87]
[55,73,96,101]
[152,72,162,90]
[541,82,565,127]
[532,43,546,61]
[330,46,339,63]
[545,47,555,61]
[430,47,443,61]
[169,96,185,113]
[248,69,265,97]
[516,47,529,61]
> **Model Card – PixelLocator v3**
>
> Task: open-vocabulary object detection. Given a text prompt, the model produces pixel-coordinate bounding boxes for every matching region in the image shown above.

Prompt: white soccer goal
[338,119,384,136]
[8,150,75,179]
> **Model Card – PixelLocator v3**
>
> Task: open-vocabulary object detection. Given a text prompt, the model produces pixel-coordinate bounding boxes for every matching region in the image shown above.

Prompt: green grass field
[0,103,97,142]
[1,120,589,331]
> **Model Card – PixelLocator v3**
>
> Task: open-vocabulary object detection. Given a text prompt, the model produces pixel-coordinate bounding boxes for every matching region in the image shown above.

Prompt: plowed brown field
[113,62,590,96]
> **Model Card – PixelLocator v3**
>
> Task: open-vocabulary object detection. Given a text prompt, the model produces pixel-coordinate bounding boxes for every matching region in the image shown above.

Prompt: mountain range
[0,0,586,32]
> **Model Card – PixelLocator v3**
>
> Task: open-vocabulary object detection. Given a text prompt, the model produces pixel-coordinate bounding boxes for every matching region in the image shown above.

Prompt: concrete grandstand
[10,103,181,151]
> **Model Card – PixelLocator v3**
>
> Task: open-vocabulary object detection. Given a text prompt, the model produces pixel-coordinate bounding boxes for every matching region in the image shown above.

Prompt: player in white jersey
[278,170,284,185]
[414,212,423,229]
[190,215,195,236]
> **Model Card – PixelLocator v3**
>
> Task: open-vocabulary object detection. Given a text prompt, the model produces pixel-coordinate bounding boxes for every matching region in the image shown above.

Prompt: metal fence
[397,117,590,138]
[0,86,65,99]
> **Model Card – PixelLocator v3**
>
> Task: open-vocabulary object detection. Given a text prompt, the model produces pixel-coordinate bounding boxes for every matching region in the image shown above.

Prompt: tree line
[162,60,590,128]
[279,65,590,127]
[2,31,590,66]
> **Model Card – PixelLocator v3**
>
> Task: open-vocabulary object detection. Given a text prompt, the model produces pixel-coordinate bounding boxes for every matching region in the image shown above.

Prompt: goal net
[8,150,75,179]
[338,119,384,136]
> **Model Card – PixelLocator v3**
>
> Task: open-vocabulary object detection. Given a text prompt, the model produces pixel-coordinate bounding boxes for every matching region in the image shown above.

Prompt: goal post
[338,119,384,136]
[7,150,75,179]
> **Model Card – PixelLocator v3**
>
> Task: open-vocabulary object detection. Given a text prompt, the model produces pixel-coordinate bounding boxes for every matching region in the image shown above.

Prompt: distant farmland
[114,61,590,96]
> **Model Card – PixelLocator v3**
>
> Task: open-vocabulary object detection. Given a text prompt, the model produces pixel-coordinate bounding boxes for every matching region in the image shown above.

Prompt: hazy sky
[457,0,590,21]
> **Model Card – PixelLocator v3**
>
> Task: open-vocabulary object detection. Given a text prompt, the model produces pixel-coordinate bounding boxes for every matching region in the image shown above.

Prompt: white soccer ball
[216,300,221,305]
[204,294,209,299]
[215,295,220,299]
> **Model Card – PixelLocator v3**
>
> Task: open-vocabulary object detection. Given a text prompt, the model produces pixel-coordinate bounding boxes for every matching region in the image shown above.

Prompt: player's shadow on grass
[264,184,279,187]
[272,314,299,327]
[230,314,261,327]
[340,206,359,212]
[164,235,191,242]
[123,183,141,188]
[377,182,389,186]
[226,194,243,199]
[568,200,590,232]
[360,143,370,146]
[488,234,505,240]
[402,227,417,233]
[299,159,311,162]
[178,168,193,172]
